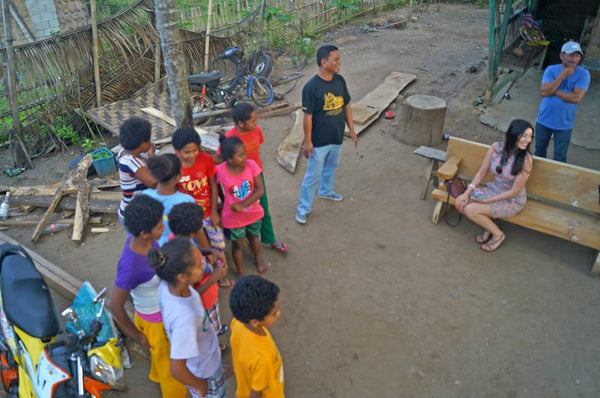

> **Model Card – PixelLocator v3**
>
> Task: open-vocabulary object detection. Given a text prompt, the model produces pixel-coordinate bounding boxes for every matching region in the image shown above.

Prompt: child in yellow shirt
[229,276,284,398]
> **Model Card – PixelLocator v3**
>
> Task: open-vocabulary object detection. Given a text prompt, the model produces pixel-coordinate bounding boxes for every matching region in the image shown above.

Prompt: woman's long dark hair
[497,119,533,176]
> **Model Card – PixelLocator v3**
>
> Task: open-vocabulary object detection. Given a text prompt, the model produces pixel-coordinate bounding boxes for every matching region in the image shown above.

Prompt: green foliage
[51,117,80,145]
[96,0,136,19]
[81,138,96,153]
[329,0,361,13]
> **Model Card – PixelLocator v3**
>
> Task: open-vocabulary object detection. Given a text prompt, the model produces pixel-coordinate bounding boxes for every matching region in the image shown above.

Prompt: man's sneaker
[318,192,344,201]
[295,210,307,224]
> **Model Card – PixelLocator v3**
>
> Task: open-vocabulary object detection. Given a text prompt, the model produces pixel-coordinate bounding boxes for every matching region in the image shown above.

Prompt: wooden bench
[430,137,600,274]
[413,146,447,200]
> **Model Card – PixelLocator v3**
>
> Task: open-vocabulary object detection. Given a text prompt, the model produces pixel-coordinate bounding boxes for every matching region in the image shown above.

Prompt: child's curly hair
[229,275,280,323]
[123,195,164,236]
[119,117,152,150]
[168,203,204,236]
[232,101,255,125]
[172,127,201,151]
[220,136,244,162]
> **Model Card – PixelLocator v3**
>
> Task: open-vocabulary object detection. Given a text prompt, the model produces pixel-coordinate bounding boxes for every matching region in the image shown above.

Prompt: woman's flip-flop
[271,241,289,254]
[475,231,492,244]
[480,234,505,252]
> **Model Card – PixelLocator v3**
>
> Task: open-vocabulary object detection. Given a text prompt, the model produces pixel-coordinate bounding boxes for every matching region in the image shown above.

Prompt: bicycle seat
[0,248,60,339]
[188,71,221,86]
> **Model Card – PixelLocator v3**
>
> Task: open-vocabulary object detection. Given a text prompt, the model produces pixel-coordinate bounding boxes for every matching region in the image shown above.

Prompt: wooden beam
[276,109,304,174]
[31,155,92,243]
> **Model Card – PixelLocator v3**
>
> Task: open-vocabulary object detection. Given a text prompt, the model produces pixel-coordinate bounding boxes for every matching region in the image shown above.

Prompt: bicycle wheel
[261,47,302,98]
[249,76,274,107]
[190,92,216,127]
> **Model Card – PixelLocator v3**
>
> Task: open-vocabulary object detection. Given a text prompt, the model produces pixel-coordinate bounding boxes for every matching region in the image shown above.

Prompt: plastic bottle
[0,192,10,220]
[42,223,70,234]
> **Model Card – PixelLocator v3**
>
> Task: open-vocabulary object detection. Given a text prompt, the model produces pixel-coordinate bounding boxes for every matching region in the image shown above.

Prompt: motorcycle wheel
[190,92,216,126]
[251,52,274,78]
[249,76,274,107]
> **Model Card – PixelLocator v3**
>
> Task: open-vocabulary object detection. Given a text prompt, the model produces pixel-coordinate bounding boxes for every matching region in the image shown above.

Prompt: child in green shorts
[216,136,266,276]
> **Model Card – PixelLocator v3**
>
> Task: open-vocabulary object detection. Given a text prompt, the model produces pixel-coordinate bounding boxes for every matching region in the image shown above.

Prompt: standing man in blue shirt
[535,41,590,162]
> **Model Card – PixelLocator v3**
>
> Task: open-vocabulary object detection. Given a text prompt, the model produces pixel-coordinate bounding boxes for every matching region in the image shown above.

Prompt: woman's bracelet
[468,184,476,190]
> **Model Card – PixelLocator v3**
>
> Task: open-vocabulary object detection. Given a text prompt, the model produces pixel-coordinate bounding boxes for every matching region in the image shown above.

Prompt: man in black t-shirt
[295,45,358,224]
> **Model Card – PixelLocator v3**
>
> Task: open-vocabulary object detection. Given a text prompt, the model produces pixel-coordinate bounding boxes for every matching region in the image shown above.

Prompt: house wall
[0,0,89,45]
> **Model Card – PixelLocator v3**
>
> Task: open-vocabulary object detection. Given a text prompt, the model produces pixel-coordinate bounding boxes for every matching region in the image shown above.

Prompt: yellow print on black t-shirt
[323,92,344,116]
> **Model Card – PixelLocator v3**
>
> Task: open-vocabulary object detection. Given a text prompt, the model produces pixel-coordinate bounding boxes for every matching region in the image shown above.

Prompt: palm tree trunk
[154,0,193,127]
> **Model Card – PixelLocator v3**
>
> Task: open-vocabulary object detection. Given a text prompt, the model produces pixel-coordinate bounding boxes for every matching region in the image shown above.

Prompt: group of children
[111,102,286,397]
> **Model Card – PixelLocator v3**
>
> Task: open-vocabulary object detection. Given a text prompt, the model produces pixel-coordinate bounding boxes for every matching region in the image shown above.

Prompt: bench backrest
[447,137,600,214]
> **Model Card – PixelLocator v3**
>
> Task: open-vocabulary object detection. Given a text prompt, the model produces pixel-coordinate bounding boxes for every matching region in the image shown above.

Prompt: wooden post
[256,0,267,51]
[154,39,161,82]
[409,0,413,20]
[1,0,33,169]
[205,0,213,71]
[90,0,102,107]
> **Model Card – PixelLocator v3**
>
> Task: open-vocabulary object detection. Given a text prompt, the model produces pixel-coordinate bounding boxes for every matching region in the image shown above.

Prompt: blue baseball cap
[561,41,583,55]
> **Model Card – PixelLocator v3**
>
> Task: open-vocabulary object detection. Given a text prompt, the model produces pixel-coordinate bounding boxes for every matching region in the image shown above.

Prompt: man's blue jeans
[297,144,342,214]
[534,122,572,163]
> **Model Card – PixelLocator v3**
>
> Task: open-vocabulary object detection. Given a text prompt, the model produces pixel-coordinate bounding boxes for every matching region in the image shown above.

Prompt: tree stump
[394,95,446,146]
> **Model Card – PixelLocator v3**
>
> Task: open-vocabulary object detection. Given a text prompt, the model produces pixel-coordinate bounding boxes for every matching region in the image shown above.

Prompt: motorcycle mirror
[93,287,108,304]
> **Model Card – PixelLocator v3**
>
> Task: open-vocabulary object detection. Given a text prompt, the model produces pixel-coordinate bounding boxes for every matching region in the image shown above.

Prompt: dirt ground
[1,3,600,397]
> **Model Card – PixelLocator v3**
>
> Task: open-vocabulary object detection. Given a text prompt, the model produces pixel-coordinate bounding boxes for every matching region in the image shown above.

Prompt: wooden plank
[9,195,119,213]
[0,216,102,227]
[436,156,461,181]
[141,107,176,126]
[446,137,600,213]
[413,146,447,162]
[0,231,81,299]
[276,109,303,173]
[346,72,416,136]
[258,105,301,119]
[351,104,378,124]
[31,155,92,243]
[31,192,66,242]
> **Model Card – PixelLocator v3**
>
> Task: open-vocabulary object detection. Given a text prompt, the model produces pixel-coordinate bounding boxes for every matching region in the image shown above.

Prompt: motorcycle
[0,243,128,397]
[188,46,275,126]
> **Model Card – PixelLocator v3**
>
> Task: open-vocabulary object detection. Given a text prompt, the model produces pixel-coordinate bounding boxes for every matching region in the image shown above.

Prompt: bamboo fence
[0,0,399,147]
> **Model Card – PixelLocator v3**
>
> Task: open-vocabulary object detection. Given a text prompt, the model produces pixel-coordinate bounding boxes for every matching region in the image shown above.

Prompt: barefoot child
[216,136,267,275]
[117,117,157,226]
[143,153,195,245]
[149,237,228,398]
[110,195,187,397]
[168,202,229,337]
[225,102,289,253]
[172,127,232,288]
[229,275,284,398]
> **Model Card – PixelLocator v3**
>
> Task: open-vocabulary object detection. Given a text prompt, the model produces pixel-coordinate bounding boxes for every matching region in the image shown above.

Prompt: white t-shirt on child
[159,281,221,378]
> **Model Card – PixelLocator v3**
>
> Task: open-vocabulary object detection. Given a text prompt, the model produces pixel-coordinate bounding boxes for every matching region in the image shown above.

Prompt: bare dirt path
[1,3,599,397]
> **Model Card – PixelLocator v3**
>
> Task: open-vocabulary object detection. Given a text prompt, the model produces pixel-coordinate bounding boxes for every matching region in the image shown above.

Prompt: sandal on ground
[217,278,234,290]
[271,241,289,253]
[475,231,492,244]
[480,234,505,252]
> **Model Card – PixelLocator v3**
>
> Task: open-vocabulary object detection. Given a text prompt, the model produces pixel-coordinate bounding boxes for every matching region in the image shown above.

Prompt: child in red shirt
[172,127,233,289]
[224,102,289,254]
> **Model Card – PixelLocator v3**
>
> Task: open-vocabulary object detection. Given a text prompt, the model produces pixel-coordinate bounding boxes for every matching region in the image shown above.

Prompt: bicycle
[188,47,274,126]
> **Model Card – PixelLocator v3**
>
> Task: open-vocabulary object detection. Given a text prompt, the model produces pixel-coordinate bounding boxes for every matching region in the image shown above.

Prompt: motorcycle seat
[0,252,60,339]
[187,71,221,85]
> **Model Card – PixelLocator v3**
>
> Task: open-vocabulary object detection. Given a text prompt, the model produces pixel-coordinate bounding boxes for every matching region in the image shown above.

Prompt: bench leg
[432,200,444,224]
[591,251,600,276]
[420,158,436,200]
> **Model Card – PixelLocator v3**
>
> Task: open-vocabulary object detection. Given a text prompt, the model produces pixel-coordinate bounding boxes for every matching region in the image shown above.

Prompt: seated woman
[455,119,534,252]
